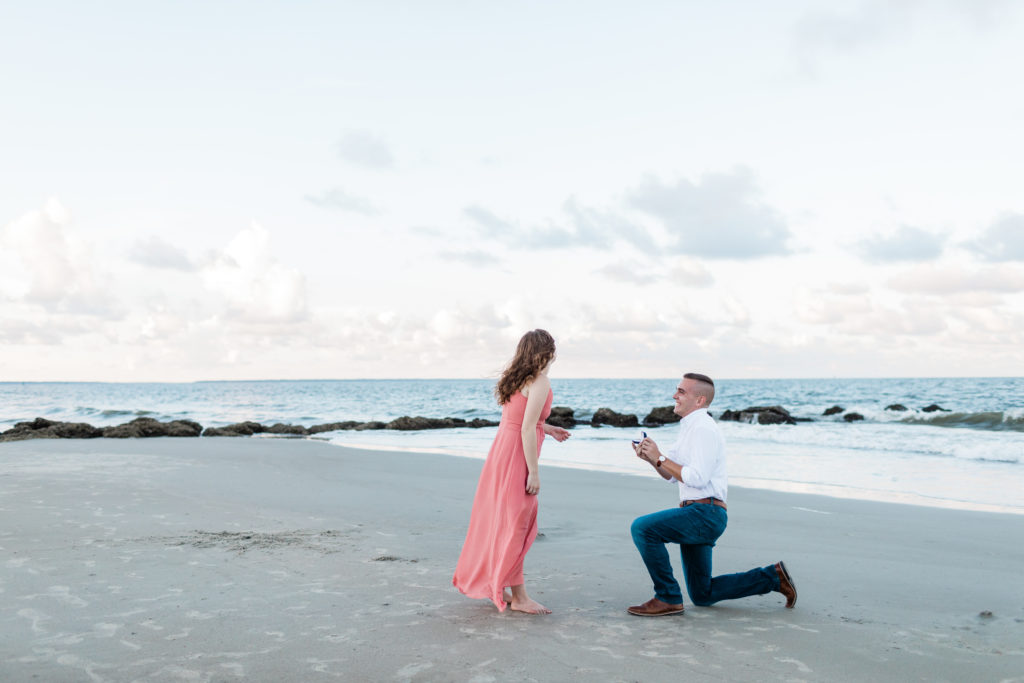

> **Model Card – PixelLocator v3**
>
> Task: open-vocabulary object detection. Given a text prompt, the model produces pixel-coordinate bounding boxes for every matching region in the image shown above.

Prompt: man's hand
[637,437,664,466]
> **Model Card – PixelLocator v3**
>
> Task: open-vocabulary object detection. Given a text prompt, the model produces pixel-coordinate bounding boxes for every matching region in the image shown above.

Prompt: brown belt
[679,497,727,510]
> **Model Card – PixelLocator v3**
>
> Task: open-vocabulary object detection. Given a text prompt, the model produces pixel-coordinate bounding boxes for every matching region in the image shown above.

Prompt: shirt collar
[679,408,708,426]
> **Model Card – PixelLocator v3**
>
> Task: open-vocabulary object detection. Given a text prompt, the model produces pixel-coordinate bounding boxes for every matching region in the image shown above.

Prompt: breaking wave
[900,411,1024,432]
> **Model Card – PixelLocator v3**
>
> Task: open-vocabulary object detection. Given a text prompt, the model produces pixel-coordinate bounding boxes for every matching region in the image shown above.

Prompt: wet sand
[2,437,1022,681]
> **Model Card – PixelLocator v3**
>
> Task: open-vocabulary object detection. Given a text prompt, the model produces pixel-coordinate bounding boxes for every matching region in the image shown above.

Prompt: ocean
[2,377,1023,514]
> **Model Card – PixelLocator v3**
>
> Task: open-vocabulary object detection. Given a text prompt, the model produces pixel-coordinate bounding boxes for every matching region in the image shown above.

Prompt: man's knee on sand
[688,592,715,607]
[630,515,654,544]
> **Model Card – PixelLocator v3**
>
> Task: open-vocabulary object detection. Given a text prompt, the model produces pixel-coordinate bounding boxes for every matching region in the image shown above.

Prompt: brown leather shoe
[627,597,685,617]
[775,561,797,608]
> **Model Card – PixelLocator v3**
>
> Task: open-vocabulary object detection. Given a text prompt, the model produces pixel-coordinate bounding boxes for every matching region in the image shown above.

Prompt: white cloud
[595,262,658,286]
[857,225,946,262]
[464,198,652,251]
[964,213,1024,262]
[201,223,309,324]
[670,257,715,288]
[0,199,117,315]
[792,0,1015,72]
[336,130,395,169]
[437,250,502,266]
[888,262,1024,294]
[128,235,196,271]
[628,169,792,259]
[464,205,514,236]
[305,187,379,215]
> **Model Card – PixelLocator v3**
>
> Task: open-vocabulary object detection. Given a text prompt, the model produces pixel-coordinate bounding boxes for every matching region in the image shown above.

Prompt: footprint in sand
[396,662,434,678]
[164,627,192,640]
[93,623,121,638]
[17,608,50,634]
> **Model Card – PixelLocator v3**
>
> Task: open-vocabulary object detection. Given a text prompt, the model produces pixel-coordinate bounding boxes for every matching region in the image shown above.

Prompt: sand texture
[2,437,1022,682]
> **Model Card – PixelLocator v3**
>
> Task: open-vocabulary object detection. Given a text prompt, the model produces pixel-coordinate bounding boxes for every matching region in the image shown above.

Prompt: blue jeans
[630,504,779,606]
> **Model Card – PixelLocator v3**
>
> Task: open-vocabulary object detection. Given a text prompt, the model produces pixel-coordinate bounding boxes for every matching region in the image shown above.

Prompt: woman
[452,329,570,614]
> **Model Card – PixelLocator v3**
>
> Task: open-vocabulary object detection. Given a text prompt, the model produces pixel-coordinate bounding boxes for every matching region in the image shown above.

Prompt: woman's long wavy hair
[495,329,556,405]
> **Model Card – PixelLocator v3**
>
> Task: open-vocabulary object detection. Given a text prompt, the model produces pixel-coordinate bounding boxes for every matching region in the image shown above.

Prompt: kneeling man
[628,372,797,616]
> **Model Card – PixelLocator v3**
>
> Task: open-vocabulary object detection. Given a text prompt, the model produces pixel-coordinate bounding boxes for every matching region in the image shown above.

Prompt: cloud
[305,187,379,215]
[793,2,910,70]
[888,262,1024,294]
[336,130,395,169]
[463,198,653,251]
[856,225,946,262]
[791,1,1013,72]
[0,315,87,345]
[671,257,715,287]
[464,205,514,236]
[964,213,1024,261]
[437,250,502,266]
[0,198,118,315]
[595,263,659,286]
[561,198,655,250]
[128,236,196,271]
[201,223,308,324]
[574,303,671,334]
[628,169,792,259]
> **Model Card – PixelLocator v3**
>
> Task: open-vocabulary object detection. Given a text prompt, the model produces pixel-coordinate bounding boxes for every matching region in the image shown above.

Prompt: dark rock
[202,421,267,437]
[823,405,844,416]
[354,421,387,431]
[643,406,681,426]
[103,417,203,438]
[719,406,797,426]
[0,417,104,442]
[467,418,499,428]
[546,406,576,429]
[308,421,363,433]
[265,423,310,435]
[843,412,865,422]
[386,416,467,431]
[591,408,639,428]
[885,403,908,411]
[921,404,949,413]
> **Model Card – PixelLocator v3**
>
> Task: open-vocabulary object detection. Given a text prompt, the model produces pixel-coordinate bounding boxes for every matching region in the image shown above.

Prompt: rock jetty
[719,406,798,425]
[591,408,639,428]
[643,406,681,426]
[3,398,895,442]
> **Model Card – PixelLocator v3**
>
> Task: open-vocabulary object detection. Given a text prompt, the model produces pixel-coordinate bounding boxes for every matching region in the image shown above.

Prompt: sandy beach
[2,437,1022,682]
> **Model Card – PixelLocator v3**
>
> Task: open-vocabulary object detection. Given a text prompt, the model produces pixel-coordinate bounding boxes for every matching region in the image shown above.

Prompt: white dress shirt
[665,408,728,503]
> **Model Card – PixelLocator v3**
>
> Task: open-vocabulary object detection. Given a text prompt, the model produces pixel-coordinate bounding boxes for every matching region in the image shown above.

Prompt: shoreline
[313,434,1024,517]
[3,437,1023,681]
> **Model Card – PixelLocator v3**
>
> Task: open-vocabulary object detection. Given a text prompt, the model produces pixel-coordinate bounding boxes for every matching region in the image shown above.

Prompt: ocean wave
[900,411,1024,432]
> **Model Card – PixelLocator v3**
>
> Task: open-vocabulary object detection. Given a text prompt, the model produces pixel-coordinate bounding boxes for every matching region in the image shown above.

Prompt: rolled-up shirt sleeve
[668,424,720,487]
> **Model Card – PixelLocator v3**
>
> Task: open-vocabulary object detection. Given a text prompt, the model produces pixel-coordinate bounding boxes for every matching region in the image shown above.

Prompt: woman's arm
[542,423,570,442]
[520,375,551,495]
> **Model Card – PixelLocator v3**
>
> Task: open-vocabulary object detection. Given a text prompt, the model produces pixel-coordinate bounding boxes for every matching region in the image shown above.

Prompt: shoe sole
[627,608,685,617]
[778,561,797,608]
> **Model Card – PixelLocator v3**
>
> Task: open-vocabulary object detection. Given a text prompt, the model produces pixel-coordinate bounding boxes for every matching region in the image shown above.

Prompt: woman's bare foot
[509,597,551,615]
[506,584,550,614]
[503,589,513,605]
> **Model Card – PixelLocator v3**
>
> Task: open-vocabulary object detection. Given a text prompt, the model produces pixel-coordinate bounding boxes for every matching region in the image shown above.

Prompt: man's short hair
[684,372,715,406]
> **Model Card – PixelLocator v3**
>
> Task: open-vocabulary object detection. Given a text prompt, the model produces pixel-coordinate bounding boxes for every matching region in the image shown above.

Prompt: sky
[2,0,1023,382]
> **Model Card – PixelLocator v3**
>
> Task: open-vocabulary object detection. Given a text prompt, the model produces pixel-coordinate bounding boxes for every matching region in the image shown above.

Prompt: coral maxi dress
[453,388,553,610]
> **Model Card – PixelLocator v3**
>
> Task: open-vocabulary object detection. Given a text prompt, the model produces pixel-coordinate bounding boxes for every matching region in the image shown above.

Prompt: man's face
[673,378,706,418]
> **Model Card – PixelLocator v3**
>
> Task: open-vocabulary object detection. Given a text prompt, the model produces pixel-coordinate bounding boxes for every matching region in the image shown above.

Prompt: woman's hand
[543,424,571,442]
[525,472,540,495]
